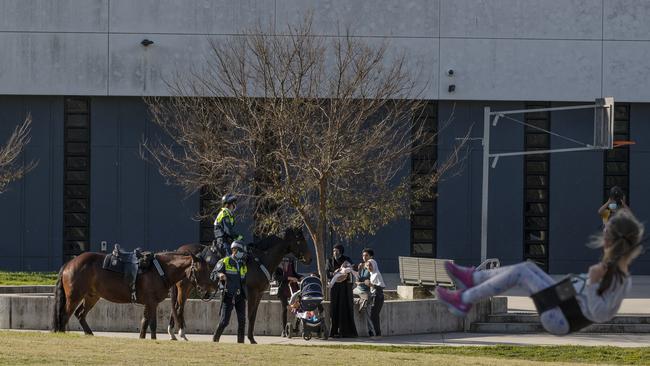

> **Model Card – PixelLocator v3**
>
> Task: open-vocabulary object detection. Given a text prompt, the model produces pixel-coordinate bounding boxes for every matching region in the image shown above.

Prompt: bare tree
[142,18,467,285]
[0,116,37,193]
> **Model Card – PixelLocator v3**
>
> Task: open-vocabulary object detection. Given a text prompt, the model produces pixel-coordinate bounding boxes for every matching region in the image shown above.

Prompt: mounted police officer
[213,193,243,259]
[211,240,247,343]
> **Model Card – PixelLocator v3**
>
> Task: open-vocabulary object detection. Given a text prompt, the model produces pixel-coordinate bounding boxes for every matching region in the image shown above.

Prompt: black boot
[213,325,225,342]
[237,327,245,343]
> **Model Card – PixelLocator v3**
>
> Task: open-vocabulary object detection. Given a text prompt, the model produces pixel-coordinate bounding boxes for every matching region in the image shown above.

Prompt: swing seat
[531,277,593,333]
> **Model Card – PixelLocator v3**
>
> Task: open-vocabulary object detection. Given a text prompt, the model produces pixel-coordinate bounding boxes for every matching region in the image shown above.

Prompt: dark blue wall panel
[90,97,198,253]
[549,104,603,273]
[437,101,524,267]
[0,96,63,271]
[1,97,648,275]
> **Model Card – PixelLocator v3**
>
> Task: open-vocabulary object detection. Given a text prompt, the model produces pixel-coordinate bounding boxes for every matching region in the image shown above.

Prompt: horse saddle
[102,245,153,275]
[102,245,154,302]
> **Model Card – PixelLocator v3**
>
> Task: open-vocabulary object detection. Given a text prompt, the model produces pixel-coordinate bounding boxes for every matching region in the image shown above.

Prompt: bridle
[189,258,219,302]
[188,256,202,293]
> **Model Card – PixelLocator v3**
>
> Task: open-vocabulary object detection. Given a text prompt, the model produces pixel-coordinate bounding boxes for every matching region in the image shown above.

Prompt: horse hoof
[249,339,257,344]
[170,335,177,341]
[178,329,188,341]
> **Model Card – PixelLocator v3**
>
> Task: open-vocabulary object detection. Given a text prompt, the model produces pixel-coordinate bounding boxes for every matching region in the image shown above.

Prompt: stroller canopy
[300,275,323,300]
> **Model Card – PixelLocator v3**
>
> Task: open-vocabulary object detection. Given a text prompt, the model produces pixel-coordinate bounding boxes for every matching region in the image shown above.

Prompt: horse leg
[63,291,84,332]
[148,303,158,340]
[176,282,192,341]
[75,295,99,335]
[168,284,180,341]
[139,305,151,339]
[247,290,262,344]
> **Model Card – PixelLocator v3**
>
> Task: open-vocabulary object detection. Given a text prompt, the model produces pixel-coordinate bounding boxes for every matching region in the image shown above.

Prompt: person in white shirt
[358,248,385,338]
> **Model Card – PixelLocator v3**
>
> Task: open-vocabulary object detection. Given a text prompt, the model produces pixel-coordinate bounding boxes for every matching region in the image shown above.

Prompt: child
[598,186,629,226]
[327,261,358,288]
[436,208,644,335]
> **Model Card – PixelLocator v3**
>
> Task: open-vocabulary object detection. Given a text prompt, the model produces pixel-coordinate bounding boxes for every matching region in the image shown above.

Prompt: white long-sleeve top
[574,275,631,323]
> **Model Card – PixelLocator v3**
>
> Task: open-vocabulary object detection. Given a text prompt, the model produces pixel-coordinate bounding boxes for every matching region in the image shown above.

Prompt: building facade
[1,0,649,273]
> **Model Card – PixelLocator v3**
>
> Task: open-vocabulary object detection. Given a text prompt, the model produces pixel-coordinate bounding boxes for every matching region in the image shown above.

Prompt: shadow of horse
[169,227,312,343]
[51,251,210,339]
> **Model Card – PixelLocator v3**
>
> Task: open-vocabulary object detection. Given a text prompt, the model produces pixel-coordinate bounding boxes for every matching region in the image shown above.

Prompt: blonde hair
[589,209,644,295]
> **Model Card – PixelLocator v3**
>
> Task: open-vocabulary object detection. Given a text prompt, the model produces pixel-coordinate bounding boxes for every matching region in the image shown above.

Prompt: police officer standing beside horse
[211,240,248,343]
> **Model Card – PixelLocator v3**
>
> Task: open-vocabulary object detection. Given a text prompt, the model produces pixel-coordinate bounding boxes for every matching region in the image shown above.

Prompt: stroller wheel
[286,323,293,339]
[303,331,311,341]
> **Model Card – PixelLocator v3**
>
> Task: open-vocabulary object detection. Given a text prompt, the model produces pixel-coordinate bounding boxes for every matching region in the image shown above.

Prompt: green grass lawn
[319,344,650,365]
[0,271,58,285]
[0,331,648,365]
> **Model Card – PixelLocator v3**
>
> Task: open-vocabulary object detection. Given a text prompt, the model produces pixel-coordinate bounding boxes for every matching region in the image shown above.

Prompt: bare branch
[0,115,37,193]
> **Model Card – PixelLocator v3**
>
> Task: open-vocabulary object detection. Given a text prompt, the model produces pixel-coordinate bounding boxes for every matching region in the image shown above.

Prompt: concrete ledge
[396,285,432,299]
[491,296,508,314]
[0,286,55,294]
[0,294,499,336]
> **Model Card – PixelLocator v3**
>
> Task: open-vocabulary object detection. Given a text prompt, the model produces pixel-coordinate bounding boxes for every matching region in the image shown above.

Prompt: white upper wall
[1,0,650,102]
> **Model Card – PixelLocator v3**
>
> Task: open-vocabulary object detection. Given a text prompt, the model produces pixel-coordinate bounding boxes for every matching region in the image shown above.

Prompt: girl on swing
[436,208,643,335]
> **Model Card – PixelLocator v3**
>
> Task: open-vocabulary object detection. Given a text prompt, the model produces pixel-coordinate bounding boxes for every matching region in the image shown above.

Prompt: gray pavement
[55,331,650,348]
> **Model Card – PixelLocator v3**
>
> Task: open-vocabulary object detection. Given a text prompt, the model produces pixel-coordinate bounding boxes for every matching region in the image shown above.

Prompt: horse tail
[51,265,67,332]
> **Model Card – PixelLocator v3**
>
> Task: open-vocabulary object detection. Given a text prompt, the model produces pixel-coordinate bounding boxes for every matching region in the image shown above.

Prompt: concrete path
[61,330,650,348]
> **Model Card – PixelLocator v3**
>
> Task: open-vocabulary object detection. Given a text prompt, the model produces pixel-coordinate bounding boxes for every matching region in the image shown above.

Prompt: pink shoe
[445,261,475,290]
[435,287,472,317]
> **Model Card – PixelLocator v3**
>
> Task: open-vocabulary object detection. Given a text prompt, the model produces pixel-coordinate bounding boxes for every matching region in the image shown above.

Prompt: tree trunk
[298,178,330,299]
[316,178,329,299]
[314,236,329,301]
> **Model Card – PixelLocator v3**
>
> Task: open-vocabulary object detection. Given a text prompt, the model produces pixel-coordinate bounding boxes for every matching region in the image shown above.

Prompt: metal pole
[480,107,490,263]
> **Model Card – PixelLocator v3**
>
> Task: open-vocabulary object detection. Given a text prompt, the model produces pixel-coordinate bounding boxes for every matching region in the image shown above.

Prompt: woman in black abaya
[326,244,358,338]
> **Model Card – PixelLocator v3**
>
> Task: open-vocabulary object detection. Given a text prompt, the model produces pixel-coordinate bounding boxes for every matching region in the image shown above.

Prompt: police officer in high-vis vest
[211,240,247,343]
[213,193,243,258]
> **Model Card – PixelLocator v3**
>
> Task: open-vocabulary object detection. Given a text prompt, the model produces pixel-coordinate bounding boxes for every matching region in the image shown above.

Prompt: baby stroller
[286,275,328,340]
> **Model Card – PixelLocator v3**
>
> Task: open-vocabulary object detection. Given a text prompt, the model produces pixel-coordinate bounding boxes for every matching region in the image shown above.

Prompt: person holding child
[326,244,358,338]
[358,248,386,338]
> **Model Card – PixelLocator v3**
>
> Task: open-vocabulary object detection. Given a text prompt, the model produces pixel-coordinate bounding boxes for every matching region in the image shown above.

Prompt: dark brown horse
[168,227,312,343]
[51,251,210,339]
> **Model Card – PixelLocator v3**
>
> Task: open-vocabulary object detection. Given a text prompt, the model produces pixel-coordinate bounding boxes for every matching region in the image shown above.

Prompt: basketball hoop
[613,140,636,148]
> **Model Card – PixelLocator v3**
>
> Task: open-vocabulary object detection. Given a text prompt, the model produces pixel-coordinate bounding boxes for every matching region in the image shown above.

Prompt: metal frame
[480,98,614,262]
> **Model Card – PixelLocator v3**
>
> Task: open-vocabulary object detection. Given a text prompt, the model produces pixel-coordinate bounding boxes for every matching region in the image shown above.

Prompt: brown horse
[51,251,210,339]
[168,227,312,343]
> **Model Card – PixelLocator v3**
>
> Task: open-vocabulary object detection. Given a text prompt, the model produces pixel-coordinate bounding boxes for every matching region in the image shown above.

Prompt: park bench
[398,256,456,288]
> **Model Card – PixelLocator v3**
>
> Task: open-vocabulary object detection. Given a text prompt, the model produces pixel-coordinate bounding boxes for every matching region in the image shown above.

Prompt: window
[604,105,630,202]
[63,97,91,261]
[410,102,437,257]
[523,103,550,271]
